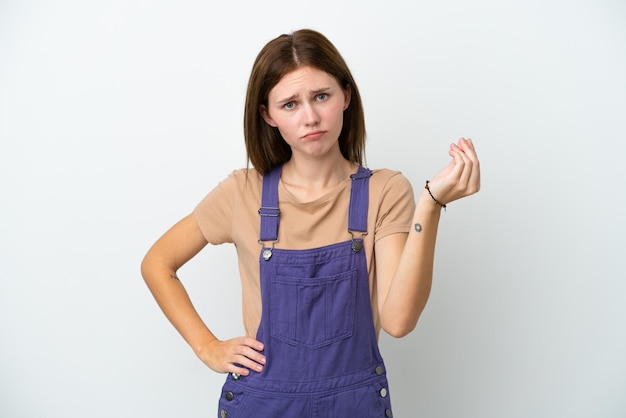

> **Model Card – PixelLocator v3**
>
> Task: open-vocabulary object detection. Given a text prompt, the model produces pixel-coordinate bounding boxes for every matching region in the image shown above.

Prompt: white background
[1,0,625,417]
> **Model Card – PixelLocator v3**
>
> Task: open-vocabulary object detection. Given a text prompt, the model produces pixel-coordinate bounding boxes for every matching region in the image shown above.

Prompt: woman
[141,28,480,417]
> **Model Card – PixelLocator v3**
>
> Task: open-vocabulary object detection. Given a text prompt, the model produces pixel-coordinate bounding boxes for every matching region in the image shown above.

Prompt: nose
[303,103,320,126]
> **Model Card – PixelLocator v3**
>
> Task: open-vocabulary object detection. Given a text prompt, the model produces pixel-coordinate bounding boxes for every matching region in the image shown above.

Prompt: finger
[232,354,264,374]
[448,143,470,182]
[230,338,266,373]
[237,337,266,365]
[449,144,476,197]
[458,138,481,193]
[459,138,479,163]
[228,362,256,376]
[240,344,266,366]
[468,159,481,194]
[224,351,263,376]
[240,336,265,352]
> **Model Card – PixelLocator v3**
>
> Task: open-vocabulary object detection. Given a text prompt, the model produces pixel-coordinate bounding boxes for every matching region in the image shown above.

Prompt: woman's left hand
[427,137,481,205]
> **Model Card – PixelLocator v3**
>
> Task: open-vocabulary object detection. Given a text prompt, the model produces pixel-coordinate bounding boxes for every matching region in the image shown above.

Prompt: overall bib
[217,166,393,418]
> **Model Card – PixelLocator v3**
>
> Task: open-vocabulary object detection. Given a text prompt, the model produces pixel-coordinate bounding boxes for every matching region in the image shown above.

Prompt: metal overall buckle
[348,230,368,253]
[258,239,278,261]
[258,205,280,261]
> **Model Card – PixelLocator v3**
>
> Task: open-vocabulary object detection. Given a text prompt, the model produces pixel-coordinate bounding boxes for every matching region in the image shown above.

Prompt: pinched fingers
[453,137,480,195]
[433,137,480,204]
[459,138,481,194]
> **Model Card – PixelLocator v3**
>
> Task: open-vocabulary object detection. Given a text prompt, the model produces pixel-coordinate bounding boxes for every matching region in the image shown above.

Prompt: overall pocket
[311,375,393,418]
[269,268,357,349]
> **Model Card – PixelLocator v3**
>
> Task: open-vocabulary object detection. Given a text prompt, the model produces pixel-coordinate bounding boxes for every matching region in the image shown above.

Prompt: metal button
[375,365,384,375]
[225,391,234,401]
[220,409,228,418]
[379,387,388,398]
[385,408,393,417]
[231,373,240,380]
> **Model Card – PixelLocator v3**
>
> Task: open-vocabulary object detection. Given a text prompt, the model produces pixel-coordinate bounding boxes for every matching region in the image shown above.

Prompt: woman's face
[261,66,350,162]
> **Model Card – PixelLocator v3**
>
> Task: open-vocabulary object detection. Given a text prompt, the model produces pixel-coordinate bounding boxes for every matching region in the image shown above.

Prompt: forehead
[269,66,340,97]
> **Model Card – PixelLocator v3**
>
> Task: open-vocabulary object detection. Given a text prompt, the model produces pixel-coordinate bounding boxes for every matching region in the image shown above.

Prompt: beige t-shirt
[193,167,415,338]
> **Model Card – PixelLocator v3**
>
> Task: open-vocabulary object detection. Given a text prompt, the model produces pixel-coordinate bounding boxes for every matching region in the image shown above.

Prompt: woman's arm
[376,137,480,337]
[141,213,266,376]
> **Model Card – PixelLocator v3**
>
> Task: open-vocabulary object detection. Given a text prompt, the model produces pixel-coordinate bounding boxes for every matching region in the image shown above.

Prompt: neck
[282,155,356,190]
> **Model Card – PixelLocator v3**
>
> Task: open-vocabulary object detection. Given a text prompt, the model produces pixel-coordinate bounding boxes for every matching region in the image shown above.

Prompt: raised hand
[427,137,480,206]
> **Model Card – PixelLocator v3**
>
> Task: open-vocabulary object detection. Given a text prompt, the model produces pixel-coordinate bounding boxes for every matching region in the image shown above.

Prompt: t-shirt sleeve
[373,171,416,242]
[193,171,239,245]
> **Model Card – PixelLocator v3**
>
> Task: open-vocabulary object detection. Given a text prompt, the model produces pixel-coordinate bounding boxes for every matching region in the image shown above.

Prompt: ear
[343,85,352,111]
[260,105,277,127]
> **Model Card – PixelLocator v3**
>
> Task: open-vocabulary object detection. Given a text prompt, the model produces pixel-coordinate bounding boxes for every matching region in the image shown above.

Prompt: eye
[283,102,296,110]
[316,93,328,101]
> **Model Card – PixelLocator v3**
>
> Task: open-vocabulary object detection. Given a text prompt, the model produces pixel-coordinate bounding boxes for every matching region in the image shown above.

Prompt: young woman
[141,28,480,417]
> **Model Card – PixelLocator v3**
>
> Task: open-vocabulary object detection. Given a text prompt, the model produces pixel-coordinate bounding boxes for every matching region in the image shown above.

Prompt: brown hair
[244,29,366,174]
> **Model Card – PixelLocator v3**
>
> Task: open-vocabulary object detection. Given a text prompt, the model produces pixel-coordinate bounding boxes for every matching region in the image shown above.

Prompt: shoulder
[223,167,261,185]
[369,168,413,194]
[193,168,262,244]
[209,168,262,194]
[195,168,261,210]
[367,168,415,237]
[370,168,407,180]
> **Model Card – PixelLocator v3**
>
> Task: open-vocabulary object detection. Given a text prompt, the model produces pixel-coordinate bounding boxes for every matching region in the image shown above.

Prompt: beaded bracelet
[425,180,446,211]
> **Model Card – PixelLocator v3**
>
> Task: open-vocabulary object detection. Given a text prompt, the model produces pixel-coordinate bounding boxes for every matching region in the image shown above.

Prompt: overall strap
[348,166,372,233]
[259,165,371,241]
[258,165,282,242]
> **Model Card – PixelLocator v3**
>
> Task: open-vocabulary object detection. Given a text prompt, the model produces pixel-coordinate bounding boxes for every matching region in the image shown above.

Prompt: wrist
[192,333,219,357]
[424,180,446,211]
[416,189,444,217]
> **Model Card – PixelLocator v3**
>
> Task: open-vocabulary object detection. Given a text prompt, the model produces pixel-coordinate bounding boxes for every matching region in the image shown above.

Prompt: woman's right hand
[197,337,266,376]
[141,214,266,377]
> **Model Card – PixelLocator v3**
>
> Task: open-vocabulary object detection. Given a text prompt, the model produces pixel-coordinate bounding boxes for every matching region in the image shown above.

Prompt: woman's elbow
[380,318,417,338]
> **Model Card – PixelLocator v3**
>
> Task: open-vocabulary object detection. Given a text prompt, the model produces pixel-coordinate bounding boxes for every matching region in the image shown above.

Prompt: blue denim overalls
[217,165,393,418]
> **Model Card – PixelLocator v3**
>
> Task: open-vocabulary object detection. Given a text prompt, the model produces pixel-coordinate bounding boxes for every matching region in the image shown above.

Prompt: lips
[302,131,326,140]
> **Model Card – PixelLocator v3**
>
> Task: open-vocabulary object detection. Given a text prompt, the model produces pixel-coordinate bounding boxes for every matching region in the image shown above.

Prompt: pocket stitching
[269,268,358,348]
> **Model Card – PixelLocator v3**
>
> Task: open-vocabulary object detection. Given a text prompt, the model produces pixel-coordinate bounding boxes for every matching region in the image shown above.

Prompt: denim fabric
[217,165,393,418]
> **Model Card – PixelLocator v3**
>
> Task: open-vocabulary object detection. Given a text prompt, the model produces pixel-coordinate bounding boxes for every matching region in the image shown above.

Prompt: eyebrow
[275,87,331,105]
